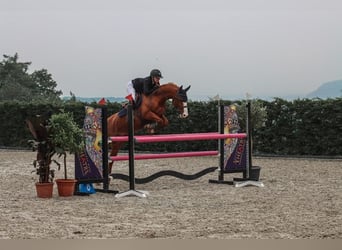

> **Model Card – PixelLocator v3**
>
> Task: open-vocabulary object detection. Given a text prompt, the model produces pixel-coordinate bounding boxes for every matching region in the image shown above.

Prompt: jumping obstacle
[110,103,263,198]
[74,101,263,197]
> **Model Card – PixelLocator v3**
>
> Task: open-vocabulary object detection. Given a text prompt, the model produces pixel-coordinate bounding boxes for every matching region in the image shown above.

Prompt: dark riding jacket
[132,76,159,95]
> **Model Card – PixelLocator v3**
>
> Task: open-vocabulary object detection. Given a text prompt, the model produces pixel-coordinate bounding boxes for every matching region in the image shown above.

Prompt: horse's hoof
[145,124,152,129]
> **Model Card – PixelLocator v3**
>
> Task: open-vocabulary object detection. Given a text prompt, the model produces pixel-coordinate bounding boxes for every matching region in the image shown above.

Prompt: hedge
[1,98,341,156]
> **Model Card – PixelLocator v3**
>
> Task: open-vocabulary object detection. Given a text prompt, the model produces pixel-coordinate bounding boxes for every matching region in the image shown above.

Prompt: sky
[1,0,342,100]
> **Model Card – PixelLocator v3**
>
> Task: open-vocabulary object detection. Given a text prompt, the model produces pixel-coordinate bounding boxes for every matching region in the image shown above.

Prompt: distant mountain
[307,80,342,99]
[62,96,125,103]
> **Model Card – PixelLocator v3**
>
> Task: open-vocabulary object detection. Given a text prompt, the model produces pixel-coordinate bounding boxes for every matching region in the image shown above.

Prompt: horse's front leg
[158,114,169,128]
[143,111,165,126]
[142,111,166,133]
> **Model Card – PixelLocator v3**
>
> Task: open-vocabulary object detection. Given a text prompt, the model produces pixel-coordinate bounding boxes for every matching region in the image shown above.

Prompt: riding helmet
[150,69,163,78]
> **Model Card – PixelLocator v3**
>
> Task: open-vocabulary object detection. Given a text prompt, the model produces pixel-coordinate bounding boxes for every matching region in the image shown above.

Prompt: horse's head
[172,85,191,118]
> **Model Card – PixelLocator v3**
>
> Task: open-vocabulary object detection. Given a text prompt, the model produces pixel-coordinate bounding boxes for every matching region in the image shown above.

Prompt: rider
[126,69,163,103]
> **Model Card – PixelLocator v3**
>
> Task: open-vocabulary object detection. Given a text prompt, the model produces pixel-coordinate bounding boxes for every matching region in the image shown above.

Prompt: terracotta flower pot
[55,179,77,197]
[35,182,54,198]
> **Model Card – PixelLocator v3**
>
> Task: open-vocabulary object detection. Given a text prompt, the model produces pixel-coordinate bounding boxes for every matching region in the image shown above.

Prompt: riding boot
[130,100,136,109]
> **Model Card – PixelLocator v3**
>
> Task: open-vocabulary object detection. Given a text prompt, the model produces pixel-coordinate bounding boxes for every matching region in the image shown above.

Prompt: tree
[30,69,62,101]
[0,53,62,102]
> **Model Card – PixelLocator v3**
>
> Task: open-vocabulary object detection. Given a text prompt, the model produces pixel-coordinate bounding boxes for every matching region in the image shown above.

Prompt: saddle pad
[118,108,127,117]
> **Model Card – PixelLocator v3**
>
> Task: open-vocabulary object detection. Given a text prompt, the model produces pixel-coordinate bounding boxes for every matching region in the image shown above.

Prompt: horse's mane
[161,82,178,87]
[158,82,178,90]
[151,82,178,96]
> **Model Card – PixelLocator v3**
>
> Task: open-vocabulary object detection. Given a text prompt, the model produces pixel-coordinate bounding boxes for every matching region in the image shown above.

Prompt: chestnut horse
[107,82,191,172]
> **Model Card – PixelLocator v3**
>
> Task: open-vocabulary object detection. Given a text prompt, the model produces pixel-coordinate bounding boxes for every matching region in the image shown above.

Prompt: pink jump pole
[110,150,219,161]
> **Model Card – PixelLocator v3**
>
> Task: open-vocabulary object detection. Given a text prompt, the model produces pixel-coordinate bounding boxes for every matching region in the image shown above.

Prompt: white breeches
[126,81,136,101]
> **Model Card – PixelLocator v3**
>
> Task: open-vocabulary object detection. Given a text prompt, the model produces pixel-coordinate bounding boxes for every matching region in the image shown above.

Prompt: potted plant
[49,111,85,196]
[26,115,57,198]
[26,111,84,197]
